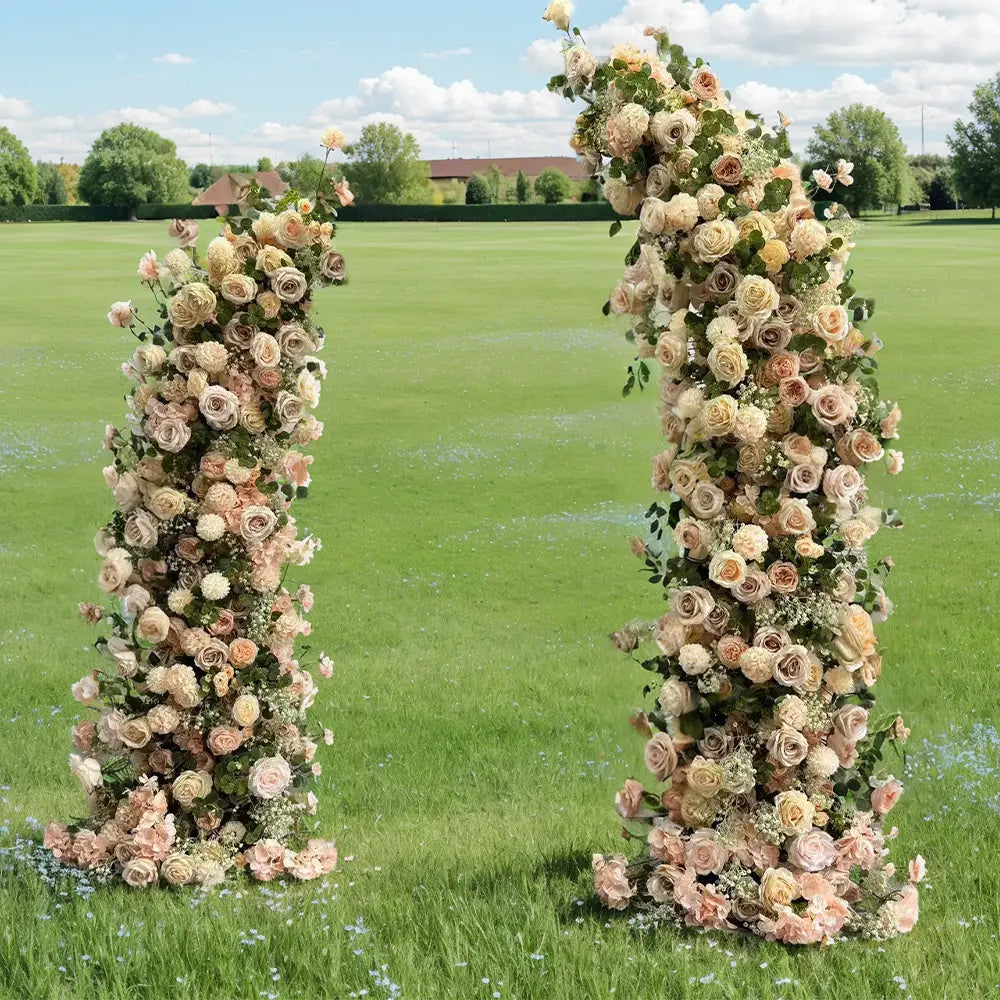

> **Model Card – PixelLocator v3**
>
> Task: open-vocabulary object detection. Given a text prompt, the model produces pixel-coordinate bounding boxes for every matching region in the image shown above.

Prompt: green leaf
[609,219,622,237]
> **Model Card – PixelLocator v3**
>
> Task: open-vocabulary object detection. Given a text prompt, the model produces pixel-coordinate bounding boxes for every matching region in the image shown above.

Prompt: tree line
[4,71,1000,215]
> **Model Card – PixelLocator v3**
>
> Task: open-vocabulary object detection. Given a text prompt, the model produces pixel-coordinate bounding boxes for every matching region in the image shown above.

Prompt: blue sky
[1,0,994,165]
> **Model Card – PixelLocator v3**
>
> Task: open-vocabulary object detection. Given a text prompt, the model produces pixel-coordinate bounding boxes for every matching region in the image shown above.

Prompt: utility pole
[451,141,457,157]
[487,139,492,162]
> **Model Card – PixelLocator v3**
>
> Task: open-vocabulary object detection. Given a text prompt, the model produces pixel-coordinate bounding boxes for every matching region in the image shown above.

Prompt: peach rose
[871,778,902,815]
[593,854,635,911]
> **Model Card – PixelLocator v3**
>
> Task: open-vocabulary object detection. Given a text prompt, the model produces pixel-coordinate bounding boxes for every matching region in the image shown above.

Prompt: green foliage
[35,162,67,205]
[533,167,572,204]
[256,156,273,172]
[515,169,530,203]
[78,123,189,213]
[928,173,956,210]
[948,72,1000,217]
[189,163,213,189]
[342,122,430,204]
[806,105,916,213]
[484,164,504,204]
[465,173,491,205]
[0,127,39,206]
[280,152,341,199]
[436,179,467,205]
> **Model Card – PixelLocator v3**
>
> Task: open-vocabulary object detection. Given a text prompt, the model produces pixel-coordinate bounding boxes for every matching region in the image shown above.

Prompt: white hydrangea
[678,643,713,676]
[196,513,226,541]
[201,572,231,601]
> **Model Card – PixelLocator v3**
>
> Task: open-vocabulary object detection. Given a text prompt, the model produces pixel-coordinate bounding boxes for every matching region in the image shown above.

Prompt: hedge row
[335,202,618,223]
[2,202,618,224]
[0,203,228,223]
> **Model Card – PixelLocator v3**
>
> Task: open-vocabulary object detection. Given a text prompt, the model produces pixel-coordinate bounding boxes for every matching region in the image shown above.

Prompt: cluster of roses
[545,3,922,944]
[44,132,353,889]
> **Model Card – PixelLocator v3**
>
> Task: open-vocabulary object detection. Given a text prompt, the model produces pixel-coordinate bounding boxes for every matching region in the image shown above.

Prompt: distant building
[192,170,290,214]
[427,156,590,182]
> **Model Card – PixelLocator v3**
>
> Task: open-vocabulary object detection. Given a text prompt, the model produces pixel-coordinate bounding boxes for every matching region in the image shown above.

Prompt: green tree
[515,169,530,203]
[283,153,335,196]
[0,127,39,206]
[256,156,273,172]
[465,174,490,204]
[55,162,80,204]
[189,162,213,189]
[948,72,1000,218]
[342,122,430,204]
[534,167,571,204]
[484,164,504,203]
[927,173,956,210]
[806,105,916,213]
[36,162,68,204]
[78,123,189,216]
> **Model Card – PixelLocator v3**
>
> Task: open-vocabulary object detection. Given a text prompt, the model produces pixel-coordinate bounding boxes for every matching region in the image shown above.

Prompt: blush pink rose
[871,779,902,815]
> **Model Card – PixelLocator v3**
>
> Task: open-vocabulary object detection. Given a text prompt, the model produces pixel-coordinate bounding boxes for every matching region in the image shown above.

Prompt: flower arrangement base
[542,2,923,945]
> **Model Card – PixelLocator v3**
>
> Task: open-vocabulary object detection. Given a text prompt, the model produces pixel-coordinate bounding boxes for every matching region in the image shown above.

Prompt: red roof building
[192,170,290,214]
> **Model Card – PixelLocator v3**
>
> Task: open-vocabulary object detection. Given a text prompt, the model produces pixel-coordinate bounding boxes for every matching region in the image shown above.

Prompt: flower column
[545,7,923,944]
[45,132,355,888]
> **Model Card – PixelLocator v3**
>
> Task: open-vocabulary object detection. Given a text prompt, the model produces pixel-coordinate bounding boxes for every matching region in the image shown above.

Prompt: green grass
[0,219,998,999]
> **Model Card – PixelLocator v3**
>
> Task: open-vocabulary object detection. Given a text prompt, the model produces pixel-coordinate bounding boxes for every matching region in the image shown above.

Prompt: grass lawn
[0,219,998,999]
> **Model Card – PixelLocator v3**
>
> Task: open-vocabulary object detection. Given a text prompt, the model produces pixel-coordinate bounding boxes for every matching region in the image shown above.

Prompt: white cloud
[523,0,986,156]
[154,52,193,65]
[525,0,1000,71]
[0,94,33,119]
[422,46,473,59]
[182,99,237,117]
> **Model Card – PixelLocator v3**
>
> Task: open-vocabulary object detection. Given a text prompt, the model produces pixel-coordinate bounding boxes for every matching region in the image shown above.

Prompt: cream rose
[651,108,697,149]
[759,867,797,909]
[232,693,261,727]
[171,769,212,808]
[707,341,747,385]
[692,218,739,263]
[250,332,281,369]
[699,394,738,437]
[709,550,747,588]
[775,789,815,835]
[271,266,308,303]
[220,273,258,305]
[122,857,159,887]
[734,275,779,319]
[137,606,170,644]
[687,482,724,519]
[167,282,217,330]
[248,756,292,799]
